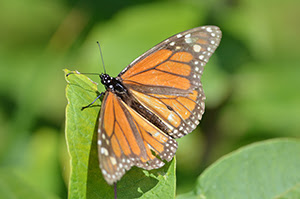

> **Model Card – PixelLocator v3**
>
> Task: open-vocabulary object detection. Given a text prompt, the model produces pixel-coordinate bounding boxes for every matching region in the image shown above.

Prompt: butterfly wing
[127,86,205,138]
[119,26,221,138]
[98,91,177,185]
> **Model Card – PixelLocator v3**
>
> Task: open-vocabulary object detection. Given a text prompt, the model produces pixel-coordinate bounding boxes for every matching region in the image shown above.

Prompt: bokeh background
[0,0,299,198]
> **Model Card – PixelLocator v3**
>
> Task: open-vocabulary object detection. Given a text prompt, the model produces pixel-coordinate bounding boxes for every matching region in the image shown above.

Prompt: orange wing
[98,92,177,185]
[118,26,221,138]
[128,86,205,138]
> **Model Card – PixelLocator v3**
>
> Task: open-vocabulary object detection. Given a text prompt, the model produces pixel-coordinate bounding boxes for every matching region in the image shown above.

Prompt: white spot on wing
[193,44,201,52]
[101,147,108,156]
[110,157,117,165]
[185,38,192,43]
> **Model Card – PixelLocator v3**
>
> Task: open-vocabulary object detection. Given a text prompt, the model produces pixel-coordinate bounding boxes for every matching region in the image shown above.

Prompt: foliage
[0,0,300,198]
[177,139,300,199]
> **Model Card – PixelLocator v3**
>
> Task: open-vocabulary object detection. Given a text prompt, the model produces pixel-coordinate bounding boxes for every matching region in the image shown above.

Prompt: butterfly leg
[81,92,105,111]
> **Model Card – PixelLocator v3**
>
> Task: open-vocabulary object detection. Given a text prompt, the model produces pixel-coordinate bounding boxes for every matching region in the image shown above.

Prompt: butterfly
[94,26,221,185]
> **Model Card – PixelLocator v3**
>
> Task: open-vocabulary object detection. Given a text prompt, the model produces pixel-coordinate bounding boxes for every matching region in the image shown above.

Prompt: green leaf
[177,138,300,199]
[64,69,176,199]
[65,69,101,199]
[276,183,300,199]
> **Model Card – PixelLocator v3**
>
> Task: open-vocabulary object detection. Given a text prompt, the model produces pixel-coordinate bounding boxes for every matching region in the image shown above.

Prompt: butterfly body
[96,26,222,185]
[100,74,128,94]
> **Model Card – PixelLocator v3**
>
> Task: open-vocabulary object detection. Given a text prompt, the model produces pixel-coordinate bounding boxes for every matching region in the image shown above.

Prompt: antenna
[97,41,106,74]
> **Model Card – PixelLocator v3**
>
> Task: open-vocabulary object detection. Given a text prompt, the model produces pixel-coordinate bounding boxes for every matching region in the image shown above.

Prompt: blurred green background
[0,0,299,198]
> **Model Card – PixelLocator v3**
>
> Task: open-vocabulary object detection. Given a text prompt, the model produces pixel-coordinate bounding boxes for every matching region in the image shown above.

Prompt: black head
[100,73,112,85]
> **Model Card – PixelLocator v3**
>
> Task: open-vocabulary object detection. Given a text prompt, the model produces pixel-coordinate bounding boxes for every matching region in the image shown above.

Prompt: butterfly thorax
[100,74,127,94]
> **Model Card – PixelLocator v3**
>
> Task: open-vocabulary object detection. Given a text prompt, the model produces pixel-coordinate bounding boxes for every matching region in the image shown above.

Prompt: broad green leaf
[65,69,176,199]
[177,139,300,199]
[276,183,300,199]
[65,69,101,199]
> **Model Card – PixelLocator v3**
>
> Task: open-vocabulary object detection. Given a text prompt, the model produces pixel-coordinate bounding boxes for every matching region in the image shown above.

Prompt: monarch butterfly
[89,26,221,185]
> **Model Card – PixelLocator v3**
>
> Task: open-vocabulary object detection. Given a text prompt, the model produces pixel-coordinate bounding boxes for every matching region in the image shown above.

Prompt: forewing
[118,26,221,138]
[98,92,177,185]
[119,26,221,95]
